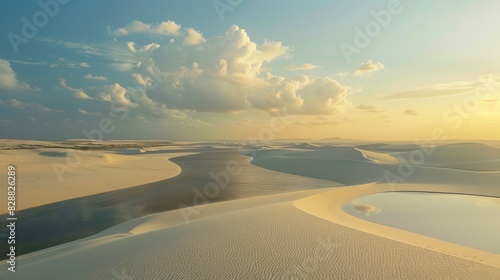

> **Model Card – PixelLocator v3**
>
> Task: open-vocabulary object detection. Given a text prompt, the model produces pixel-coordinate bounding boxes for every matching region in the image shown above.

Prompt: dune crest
[293,183,500,269]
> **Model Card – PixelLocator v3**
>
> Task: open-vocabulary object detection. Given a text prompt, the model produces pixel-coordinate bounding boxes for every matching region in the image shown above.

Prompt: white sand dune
[2,186,499,279]
[294,183,500,269]
[0,148,194,213]
[251,144,500,193]
[0,139,174,150]
[358,142,500,172]
[1,141,499,279]
[355,148,400,164]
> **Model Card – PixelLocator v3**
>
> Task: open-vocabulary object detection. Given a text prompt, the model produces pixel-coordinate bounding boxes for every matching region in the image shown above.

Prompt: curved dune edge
[0,149,197,213]
[293,183,500,269]
[355,147,400,164]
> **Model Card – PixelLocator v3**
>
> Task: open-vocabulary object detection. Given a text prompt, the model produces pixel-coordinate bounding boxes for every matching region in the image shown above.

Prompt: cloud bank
[115,24,352,115]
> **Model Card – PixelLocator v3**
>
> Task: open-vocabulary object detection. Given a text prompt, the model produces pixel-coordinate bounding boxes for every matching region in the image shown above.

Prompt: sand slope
[250,144,500,195]
[1,141,499,279]
[1,187,499,279]
[0,148,193,213]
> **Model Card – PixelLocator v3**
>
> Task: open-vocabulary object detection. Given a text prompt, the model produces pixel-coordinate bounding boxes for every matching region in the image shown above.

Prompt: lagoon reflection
[343,192,500,254]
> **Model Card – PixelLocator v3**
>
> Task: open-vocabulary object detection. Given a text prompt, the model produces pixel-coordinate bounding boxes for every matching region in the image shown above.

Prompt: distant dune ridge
[0,140,499,279]
[250,142,500,194]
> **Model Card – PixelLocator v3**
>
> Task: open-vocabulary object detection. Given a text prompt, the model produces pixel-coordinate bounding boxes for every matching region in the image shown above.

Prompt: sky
[0,0,499,141]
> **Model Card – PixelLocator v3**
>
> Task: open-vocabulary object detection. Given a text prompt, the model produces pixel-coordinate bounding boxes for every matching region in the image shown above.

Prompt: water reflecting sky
[0,148,339,259]
[343,192,500,254]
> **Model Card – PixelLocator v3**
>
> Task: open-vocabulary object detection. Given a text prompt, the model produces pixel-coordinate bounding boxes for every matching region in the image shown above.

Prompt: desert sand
[0,146,194,213]
[0,141,499,279]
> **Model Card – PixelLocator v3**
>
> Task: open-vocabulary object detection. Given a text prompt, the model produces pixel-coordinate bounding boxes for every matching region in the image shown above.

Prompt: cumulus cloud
[99,83,138,108]
[118,25,351,115]
[155,21,183,36]
[355,60,385,75]
[284,63,317,71]
[126,87,205,122]
[112,20,182,37]
[0,59,36,91]
[184,28,205,46]
[245,74,351,115]
[84,74,108,81]
[59,79,93,99]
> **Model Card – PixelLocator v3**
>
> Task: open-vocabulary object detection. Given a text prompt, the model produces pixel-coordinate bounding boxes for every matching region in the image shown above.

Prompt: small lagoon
[343,192,500,254]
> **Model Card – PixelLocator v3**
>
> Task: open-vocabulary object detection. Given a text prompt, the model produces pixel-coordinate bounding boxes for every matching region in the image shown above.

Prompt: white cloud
[133,73,153,86]
[155,21,182,36]
[8,99,62,113]
[113,20,151,36]
[36,37,103,56]
[7,59,46,66]
[355,60,385,75]
[0,59,36,91]
[113,20,182,37]
[126,87,199,120]
[127,41,136,52]
[36,104,63,113]
[74,90,92,100]
[10,99,24,108]
[78,109,90,115]
[78,108,101,116]
[57,58,90,69]
[284,63,317,71]
[84,74,108,81]
[248,74,351,114]
[99,83,138,108]
[184,28,205,46]
[112,62,135,72]
[110,25,351,115]
[59,79,93,99]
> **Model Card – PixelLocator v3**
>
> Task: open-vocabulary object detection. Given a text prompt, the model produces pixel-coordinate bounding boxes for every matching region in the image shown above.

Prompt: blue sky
[1,0,499,140]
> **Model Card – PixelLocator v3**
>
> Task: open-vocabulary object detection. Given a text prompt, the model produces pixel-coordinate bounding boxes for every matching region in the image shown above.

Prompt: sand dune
[0,148,193,213]
[2,186,499,279]
[251,144,500,193]
[0,139,173,150]
[1,141,499,279]
[387,143,500,166]
[355,148,400,164]
[294,183,500,269]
